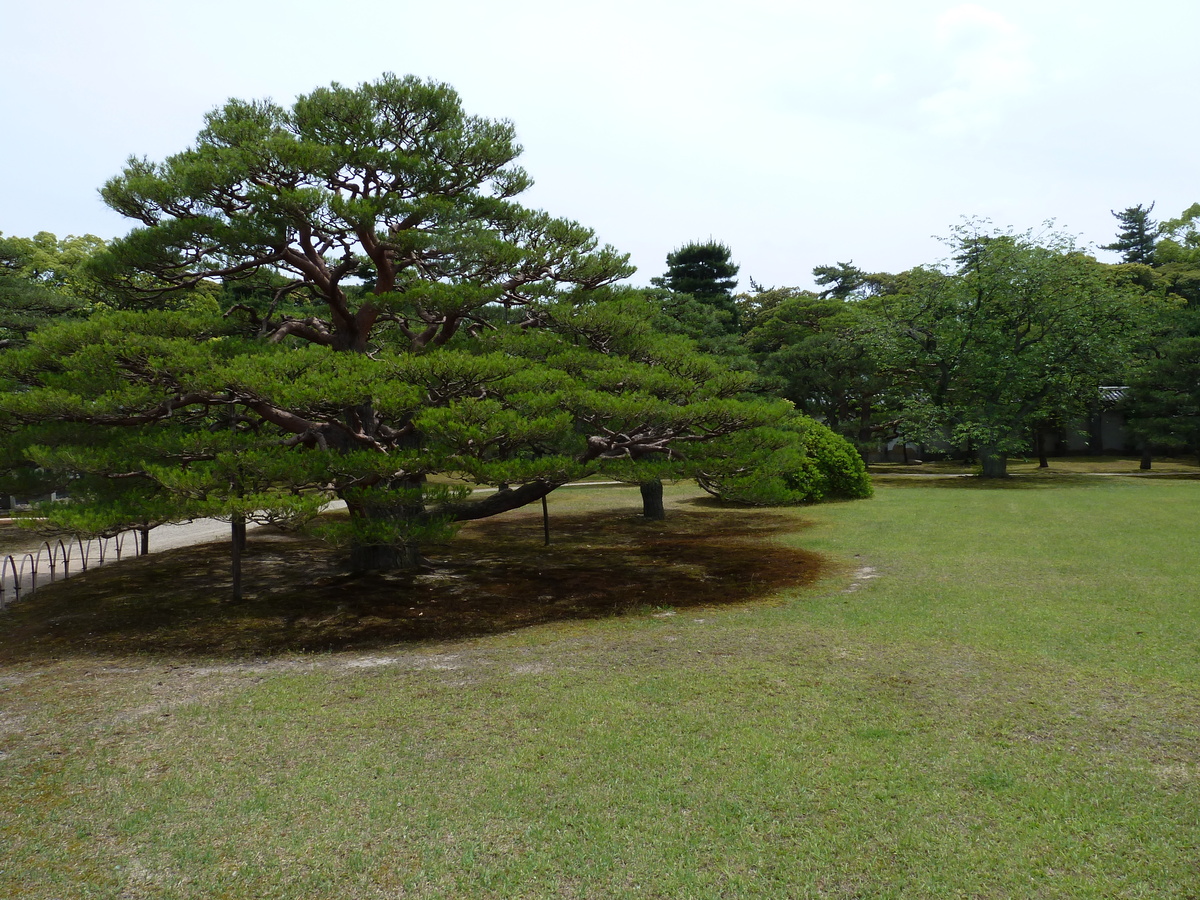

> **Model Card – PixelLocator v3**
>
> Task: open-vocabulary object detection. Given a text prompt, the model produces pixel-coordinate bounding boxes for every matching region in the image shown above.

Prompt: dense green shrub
[696,415,872,505]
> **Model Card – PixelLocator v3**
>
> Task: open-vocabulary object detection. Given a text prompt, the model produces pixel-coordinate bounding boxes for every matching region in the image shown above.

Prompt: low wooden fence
[0,531,143,609]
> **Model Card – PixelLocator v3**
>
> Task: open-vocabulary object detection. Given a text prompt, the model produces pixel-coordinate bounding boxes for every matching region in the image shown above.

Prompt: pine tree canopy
[1102,203,1158,266]
[654,241,739,301]
[0,75,818,570]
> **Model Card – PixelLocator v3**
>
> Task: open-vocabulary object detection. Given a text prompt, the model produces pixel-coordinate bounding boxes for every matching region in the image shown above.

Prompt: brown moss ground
[0,503,827,661]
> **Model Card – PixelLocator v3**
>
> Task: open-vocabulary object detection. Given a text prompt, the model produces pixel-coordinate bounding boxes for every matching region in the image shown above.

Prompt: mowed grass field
[1,476,1198,899]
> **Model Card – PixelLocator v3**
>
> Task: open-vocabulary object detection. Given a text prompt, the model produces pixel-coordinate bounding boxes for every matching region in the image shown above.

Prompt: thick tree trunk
[326,400,429,572]
[1140,448,1153,470]
[346,508,424,572]
[341,472,428,572]
[857,418,873,464]
[1035,429,1049,468]
[978,446,1008,478]
[338,472,563,573]
[640,480,665,520]
[349,542,422,571]
[139,525,150,556]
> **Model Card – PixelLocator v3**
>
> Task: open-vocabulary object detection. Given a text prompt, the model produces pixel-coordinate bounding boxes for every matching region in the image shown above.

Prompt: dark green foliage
[93,74,635,353]
[617,285,753,363]
[1108,204,1200,460]
[741,287,892,456]
[651,240,741,331]
[654,240,740,300]
[1123,305,1200,456]
[0,291,795,564]
[812,260,869,300]
[1102,203,1158,266]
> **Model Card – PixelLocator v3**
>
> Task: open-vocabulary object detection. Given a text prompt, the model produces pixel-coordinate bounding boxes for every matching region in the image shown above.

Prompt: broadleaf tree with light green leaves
[876,222,1160,477]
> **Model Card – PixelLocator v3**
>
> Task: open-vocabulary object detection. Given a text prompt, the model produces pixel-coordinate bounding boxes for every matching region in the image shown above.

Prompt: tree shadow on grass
[0,508,826,662]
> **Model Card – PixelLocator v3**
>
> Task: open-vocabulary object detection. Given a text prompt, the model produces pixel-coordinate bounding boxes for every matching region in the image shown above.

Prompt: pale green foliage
[1,231,107,296]
[1151,203,1200,306]
[0,232,96,348]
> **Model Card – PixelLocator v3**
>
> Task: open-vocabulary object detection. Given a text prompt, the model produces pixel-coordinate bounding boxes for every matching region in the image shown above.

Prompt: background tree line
[655,207,1200,479]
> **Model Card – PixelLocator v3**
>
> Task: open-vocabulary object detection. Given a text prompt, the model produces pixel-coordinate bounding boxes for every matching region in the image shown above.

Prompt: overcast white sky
[3,0,1196,290]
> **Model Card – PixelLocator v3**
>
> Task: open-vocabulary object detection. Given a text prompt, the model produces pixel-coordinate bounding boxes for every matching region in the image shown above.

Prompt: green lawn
[1,478,1198,898]
[870,453,1200,476]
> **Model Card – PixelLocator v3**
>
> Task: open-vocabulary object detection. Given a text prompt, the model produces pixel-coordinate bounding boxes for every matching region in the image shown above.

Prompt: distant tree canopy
[877,223,1155,476]
[654,240,740,300]
[1117,204,1200,461]
[1123,304,1200,458]
[652,240,741,331]
[0,232,96,348]
[1152,203,1200,306]
[741,286,892,458]
[812,261,869,300]
[1102,203,1158,266]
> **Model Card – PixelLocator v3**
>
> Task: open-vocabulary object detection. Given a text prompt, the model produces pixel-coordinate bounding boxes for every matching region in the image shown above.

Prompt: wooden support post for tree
[228,391,247,601]
[230,514,246,602]
[542,495,550,546]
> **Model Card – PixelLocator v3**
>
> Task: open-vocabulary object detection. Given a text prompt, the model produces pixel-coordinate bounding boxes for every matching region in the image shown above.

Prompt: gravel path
[143,483,625,553]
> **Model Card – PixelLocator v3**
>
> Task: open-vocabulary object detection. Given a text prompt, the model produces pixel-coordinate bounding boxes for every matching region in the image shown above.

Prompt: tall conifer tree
[1102,203,1158,265]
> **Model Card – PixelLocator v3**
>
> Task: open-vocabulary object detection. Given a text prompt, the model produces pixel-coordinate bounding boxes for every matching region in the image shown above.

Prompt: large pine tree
[1,76,802,571]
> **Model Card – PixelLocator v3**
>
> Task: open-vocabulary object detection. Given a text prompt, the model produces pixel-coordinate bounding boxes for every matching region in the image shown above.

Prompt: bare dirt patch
[843,565,881,592]
[0,508,826,661]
